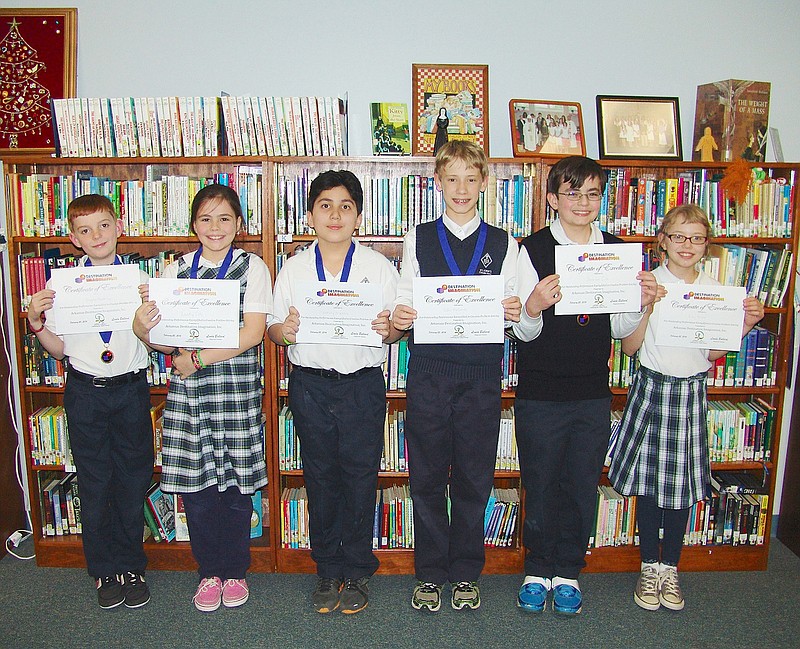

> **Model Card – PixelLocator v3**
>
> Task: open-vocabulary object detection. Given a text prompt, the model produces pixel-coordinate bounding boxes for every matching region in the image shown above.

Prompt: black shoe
[121,571,151,608]
[339,577,369,614]
[96,575,124,609]
[312,577,342,613]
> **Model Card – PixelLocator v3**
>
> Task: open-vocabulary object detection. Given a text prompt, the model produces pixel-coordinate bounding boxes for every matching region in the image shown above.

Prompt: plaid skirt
[608,366,711,509]
[160,345,266,495]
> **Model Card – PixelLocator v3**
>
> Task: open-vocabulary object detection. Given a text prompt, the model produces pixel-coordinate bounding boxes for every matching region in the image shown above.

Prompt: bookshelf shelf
[4,153,796,575]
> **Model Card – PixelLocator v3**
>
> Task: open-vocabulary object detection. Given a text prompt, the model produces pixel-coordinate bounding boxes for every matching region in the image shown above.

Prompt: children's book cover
[370,102,410,155]
[691,80,771,163]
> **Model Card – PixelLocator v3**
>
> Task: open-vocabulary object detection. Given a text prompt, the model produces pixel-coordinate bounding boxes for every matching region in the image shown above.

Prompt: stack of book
[483,487,520,547]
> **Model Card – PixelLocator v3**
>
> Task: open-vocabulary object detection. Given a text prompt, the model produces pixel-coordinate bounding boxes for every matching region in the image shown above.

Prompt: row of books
[274,169,536,238]
[278,404,520,474]
[279,484,522,550]
[50,95,348,159]
[9,167,263,238]
[571,167,795,239]
[709,326,778,389]
[38,471,81,537]
[28,402,164,469]
[704,244,793,307]
[707,399,775,463]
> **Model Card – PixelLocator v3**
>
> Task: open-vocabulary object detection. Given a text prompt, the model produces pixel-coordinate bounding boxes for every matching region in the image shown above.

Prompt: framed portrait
[411,63,488,156]
[0,8,77,155]
[509,99,585,158]
[596,95,682,161]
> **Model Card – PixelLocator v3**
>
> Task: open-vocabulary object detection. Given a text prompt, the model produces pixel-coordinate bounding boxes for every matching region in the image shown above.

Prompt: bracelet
[282,335,294,346]
[191,349,206,370]
[28,319,45,334]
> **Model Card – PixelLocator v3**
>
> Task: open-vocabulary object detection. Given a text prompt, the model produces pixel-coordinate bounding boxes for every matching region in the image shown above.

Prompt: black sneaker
[312,577,342,613]
[121,571,151,608]
[339,577,369,614]
[96,575,124,609]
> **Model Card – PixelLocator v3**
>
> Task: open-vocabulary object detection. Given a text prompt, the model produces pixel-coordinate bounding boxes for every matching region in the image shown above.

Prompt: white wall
[2,0,799,517]
[3,0,800,160]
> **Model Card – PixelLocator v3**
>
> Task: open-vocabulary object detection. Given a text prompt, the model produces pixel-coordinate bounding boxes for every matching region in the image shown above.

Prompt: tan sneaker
[658,564,685,611]
[634,562,660,611]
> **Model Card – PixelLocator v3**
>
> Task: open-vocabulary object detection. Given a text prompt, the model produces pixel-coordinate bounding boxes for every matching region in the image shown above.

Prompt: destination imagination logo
[577,252,620,262]
[74,273,114,283]
[682,291,724,302]
[172,286,216,296]
[316,288,359,297]
[436,283,480,294]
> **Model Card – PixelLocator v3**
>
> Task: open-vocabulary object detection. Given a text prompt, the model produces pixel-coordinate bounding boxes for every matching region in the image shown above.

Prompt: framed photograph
[0,8,77,155]
[411,63,488,156]
[509,99,585,157]
[596,95,682,160]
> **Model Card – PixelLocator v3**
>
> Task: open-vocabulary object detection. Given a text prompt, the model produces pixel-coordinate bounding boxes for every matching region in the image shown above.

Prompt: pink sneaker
[193,577,222,612]
[222,578,250,608]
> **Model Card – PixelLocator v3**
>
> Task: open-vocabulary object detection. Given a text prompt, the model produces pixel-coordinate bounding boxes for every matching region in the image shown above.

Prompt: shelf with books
[2,154,274,571]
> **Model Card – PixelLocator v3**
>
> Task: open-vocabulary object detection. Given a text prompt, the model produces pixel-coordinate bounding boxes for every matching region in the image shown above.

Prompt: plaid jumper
[160,252,266,495]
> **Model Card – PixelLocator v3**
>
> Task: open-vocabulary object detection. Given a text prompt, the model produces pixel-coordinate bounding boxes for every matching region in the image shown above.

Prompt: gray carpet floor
[1,537,798,648]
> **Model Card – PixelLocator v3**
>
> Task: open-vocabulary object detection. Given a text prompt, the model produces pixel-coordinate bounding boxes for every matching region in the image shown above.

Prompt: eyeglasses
[558,190,603,202]
[665,233,708,245]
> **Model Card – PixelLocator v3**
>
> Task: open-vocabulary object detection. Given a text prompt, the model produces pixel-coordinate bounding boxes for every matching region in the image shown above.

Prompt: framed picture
[596,95,682,161]
[509,99,585,158]
[0,8,77,155]
[411,63,488,156]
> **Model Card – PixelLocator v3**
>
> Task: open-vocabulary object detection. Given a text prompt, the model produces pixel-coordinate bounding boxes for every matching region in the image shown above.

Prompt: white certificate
[655,284,746,351]
[148,278,240,348]
[554,243,642,315]
[48,265,142,335]
[413,275,504,344]
[294,280,383,347]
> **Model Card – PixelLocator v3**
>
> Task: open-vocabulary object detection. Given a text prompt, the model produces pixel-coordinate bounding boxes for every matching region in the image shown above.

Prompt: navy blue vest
[409,218,509,380]
[516,228,621,401]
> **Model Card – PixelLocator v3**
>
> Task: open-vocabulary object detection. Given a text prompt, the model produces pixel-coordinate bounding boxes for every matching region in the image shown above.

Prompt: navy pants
[515,397,611,580]
[405,369,501,584]
[65,372,153,578]
[182,485,253,580]
[637,496,691,566]
[289,366,385,580]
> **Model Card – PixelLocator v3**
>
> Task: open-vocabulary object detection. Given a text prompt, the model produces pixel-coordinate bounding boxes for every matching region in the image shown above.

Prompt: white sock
[552,576,579,590]
[522,575,551,590]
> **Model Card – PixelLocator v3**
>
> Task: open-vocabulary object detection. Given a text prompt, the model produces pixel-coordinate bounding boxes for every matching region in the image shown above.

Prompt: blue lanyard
[315,241,355,282]
[84,255,121,346]
[436,218,487,276]
[190,245,234,280]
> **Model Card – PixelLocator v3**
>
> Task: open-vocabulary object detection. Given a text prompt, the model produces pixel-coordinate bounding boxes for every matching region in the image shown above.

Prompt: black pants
[289,366,385,580]
[405,369,501,584]
[182,485,253,580]
[65,373,153,578]
[516,397,611,580]
[637,496,691,566]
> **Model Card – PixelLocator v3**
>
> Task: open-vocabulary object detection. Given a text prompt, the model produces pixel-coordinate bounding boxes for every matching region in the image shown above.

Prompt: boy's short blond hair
[67,194,117,231]
[434,140,488,179]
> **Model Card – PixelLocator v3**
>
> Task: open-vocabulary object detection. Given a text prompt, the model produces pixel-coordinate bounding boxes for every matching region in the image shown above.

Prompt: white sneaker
[634,562,660,611]
[658,564,685,611]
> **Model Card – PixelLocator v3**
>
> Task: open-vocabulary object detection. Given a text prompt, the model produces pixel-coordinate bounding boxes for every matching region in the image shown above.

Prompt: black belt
[68,367,146,388]
[293,365,379,380]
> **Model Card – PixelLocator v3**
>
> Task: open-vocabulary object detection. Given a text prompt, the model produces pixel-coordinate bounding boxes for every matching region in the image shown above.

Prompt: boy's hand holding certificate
[554,243,642,315]
[294,280,383,347]
[413,275,504,344]
[47,265,142,335]
[148,277,240,348]
[655,284,746,351]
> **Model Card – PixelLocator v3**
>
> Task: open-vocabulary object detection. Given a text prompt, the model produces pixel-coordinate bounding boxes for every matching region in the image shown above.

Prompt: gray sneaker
[451,581,481,610]
[658,565,685,611]
[339,577,369,614]
[411,581,442,612]
[312,577,342,613]
[634,562,660,611]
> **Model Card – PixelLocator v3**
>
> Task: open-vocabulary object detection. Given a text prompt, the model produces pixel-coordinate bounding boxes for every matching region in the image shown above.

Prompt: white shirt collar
[442,212,481,240]
[551,218,604,245]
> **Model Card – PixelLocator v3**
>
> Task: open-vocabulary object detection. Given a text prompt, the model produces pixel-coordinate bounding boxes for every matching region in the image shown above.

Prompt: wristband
[282,335,294,346]
[191,349,206,370]
[29,319,45,333]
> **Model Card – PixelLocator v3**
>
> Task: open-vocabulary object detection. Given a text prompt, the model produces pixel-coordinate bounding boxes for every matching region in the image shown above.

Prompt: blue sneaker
[552,584,582,615]
[518,581,549,612]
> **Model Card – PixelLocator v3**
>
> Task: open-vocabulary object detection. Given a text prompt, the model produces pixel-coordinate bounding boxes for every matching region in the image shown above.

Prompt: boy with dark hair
[392,140,522,612]
[269,170,402,614]
[27,194,154,609]
[512,156,659,615]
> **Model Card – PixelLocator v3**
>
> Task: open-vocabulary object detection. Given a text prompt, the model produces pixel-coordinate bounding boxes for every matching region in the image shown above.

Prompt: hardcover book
[691,80,771,163]
[370,103,411,155]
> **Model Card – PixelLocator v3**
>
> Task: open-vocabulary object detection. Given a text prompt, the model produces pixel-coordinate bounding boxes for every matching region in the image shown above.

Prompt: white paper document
[413,275,504,344]
[655,283,746,351]
[294,280,383,347]
[554,243,642,315]
[48,265,142,335]
[148,277,240,348]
